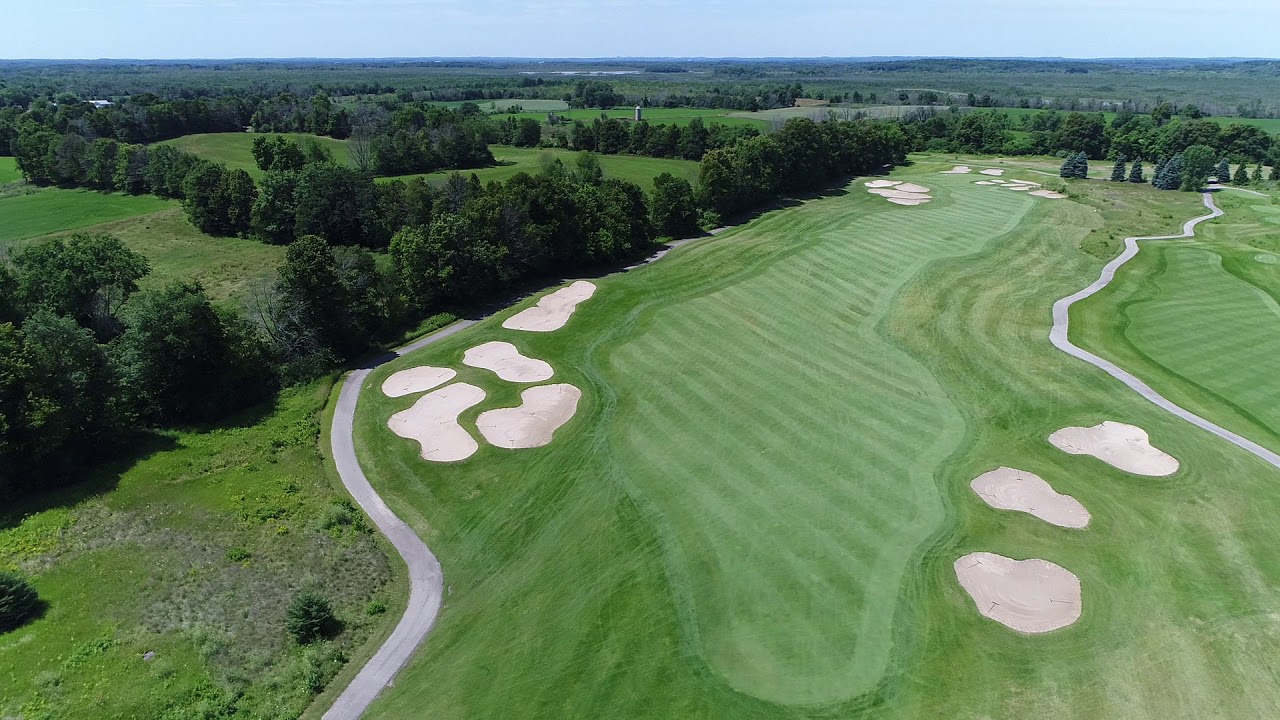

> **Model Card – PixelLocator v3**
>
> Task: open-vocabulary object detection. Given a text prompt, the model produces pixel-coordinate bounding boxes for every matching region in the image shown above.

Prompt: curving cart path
[1049,190,1280,470]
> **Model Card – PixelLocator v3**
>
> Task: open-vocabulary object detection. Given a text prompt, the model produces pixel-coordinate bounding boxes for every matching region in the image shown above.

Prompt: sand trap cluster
[476,384,583,449]
[954,553,1082,633]
[1049,421,1179,477]
[941,166,972,174]
[381,366,457,398]
[973,177,1065,199]
[865,180,933,206]
[1029,189,1068,199]
[502,281,597,332]
[387,383,487,462]
[463,341,554,383]
[980,168,1005,176]
[971,467,1090,528]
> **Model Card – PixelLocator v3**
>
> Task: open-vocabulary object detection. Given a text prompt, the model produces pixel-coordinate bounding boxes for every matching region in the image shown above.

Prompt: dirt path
[1049,191,1280,471]
[323,228,726,718]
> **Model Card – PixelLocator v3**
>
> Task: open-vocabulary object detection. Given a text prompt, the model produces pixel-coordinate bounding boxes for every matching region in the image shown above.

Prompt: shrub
[365,600,388,616]
[286,590,338,644]
[0,571,40,632]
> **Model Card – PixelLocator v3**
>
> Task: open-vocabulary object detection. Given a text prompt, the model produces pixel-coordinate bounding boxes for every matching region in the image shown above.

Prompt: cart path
[1049,190,1280,470]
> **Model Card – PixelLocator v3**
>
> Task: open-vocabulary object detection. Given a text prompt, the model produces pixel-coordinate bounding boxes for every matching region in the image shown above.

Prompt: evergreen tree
[1128,159,1145,183]
[1152,157,1168,186]
[1271,163,1280,182]
[1253,164,1265,184]
[1234,162,1251,185]
[1154,154,1184,190]
[1110,155,1127,182]
[1216,158,1232,184]
[1059,154,1074,179]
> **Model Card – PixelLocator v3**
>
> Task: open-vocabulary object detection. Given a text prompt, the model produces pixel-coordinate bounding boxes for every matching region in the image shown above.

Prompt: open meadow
[157,133,355,178]
[384,145,700,187]
[350,159,1280,718]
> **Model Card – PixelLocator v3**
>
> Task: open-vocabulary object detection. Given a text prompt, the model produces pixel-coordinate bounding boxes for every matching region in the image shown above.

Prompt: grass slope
[0,382,401,719]
[0,189,173,244]
[0,157,21,185]
[157,133,353,178]
[493,106,769,130]
[384,146,700,188]
[352,163,1280,718]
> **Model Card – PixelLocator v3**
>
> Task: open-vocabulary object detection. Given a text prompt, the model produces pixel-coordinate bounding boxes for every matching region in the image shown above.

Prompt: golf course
[341,159,1280,718]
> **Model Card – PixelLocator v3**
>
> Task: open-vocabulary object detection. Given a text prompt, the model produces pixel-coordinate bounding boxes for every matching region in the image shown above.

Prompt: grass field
[352,160,1280,718]
[436,99,568,112]
[157,133,354,177]
[384,146,700,188]
[0,157,20,185]
[1072,189,1280,455]
[492,106,770,130]
[0,189,174,244]
[0,381,402,719]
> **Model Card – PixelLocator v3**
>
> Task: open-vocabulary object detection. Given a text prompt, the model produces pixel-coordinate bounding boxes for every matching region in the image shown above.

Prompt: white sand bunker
[381,366,457,398]
[955,552,1082,634]
[895,183,931,194]
[1049,421,1179,477]
[974,180,1000,186]
[1029,189,1067,199]
[387,383,486,462]
[865,179,901,188]
[1004,184,1033,191]
[503,280,597,332]
[887,197,931,206]
[970,467,1090,529]
[476,384,582,449]
[868,188,929,199]
[463,341,553,383]
[941,166,972,174]
[980,168,1005,176]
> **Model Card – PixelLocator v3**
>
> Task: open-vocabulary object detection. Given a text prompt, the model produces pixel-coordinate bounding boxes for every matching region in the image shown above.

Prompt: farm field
[384,145,700,188]
[156,132,354,177]
[1072,189,1280,455]
[353,161,1280,718]
[0,381,402,719]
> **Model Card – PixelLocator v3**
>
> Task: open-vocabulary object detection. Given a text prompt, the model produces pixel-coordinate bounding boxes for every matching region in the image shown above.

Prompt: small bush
[0,571,41,632]
[365,600,387,616]
[286,590,338,644]
[225,547,251,563]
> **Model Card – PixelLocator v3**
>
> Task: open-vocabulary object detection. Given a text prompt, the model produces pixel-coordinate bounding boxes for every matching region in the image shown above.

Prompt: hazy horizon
[7,0,1279,60]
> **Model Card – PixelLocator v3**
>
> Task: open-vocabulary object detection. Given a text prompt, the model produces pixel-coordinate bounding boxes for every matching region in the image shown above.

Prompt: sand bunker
[970,467,1090,529]
[463,341,553,383]
[381,366,457,398]
[895,183,931,194]
[476,384,583,449]
[869,188,930,200]
[954,553,1082,633]
[887,197,932,206]
[941,166,972,174]
[1004,184,1033,191]
[1049,421,1179,476]
[1029,189,1067,199]
[974,180,1000,186]
[865,179,902,188]
[980,168,1005,176]
[387,383,486,462]
[502,281,597,332]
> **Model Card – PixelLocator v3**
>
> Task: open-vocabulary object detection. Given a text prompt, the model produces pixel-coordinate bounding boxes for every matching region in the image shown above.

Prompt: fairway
[383,146,700,187]
[0,189,174,244]
[157,132,353,177]
[352,164,1280,719]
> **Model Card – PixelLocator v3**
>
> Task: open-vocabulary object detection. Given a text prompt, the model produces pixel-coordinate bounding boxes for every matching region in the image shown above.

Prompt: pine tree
[1152,157,1168,185]
[1076,152,1090,180]
[1234,162,1251,185]
[1060,154,1074,179]
[1271,163,1280,182]
[1128,159,1145,183]
[1110,155,1127,182]
[1216,158,1232,184]
[1253,164,1265,183]
[1153,154,1184,190]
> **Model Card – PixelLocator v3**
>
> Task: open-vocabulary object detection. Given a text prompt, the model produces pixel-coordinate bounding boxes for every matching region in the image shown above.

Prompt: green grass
[493,106,769,130]
[0,189,174,244]
[352,159,1280,718]
[383,146,700,188]
[0,381,401,719]
[0,157,21,185]
[157,133,353,178]
[436,99,568,112]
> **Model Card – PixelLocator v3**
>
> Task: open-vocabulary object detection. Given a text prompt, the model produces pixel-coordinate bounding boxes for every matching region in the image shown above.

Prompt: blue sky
[5,0,1278,59]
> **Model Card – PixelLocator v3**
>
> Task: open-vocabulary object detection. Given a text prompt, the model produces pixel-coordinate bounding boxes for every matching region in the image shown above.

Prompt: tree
[182,161,231,234]
[286,590,338,644]
[12,234,149,335]
[1110,155,1127,182]
[1253,164,1265,184]
[574,152,603,185]
[222,168,258,237]
[1179,145,1217,191]
[251,170,298,244]
[1128,159,1145,183]
[293,163,381,247]
[1216,158,1232,184]
[1054,113,1107,158]
[649,173,699,239]
[0,571,40,632]
[1271,163,1280,182]
[1234,162,1252,185]
[1153,154,1184,190]
[1060,152,1087,179]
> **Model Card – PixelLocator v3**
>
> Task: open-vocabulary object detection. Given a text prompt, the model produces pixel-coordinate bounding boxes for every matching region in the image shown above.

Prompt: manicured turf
[0,189,174,244]
[1073,190,1280,453]
[157,132,353,177]
[384,146,700,188]
[0,157,20,185]
[354,163,1280,718]
[0,382,401,719]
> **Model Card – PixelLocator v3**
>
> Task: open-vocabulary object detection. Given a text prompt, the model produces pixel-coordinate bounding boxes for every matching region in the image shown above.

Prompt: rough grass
[383,146,700,188]
[0,189,174,244]
[351,159,1280,719]
[0,157,21,185]
[0,381,400,720]
[493,106,769,130]
[156,133,354,178]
